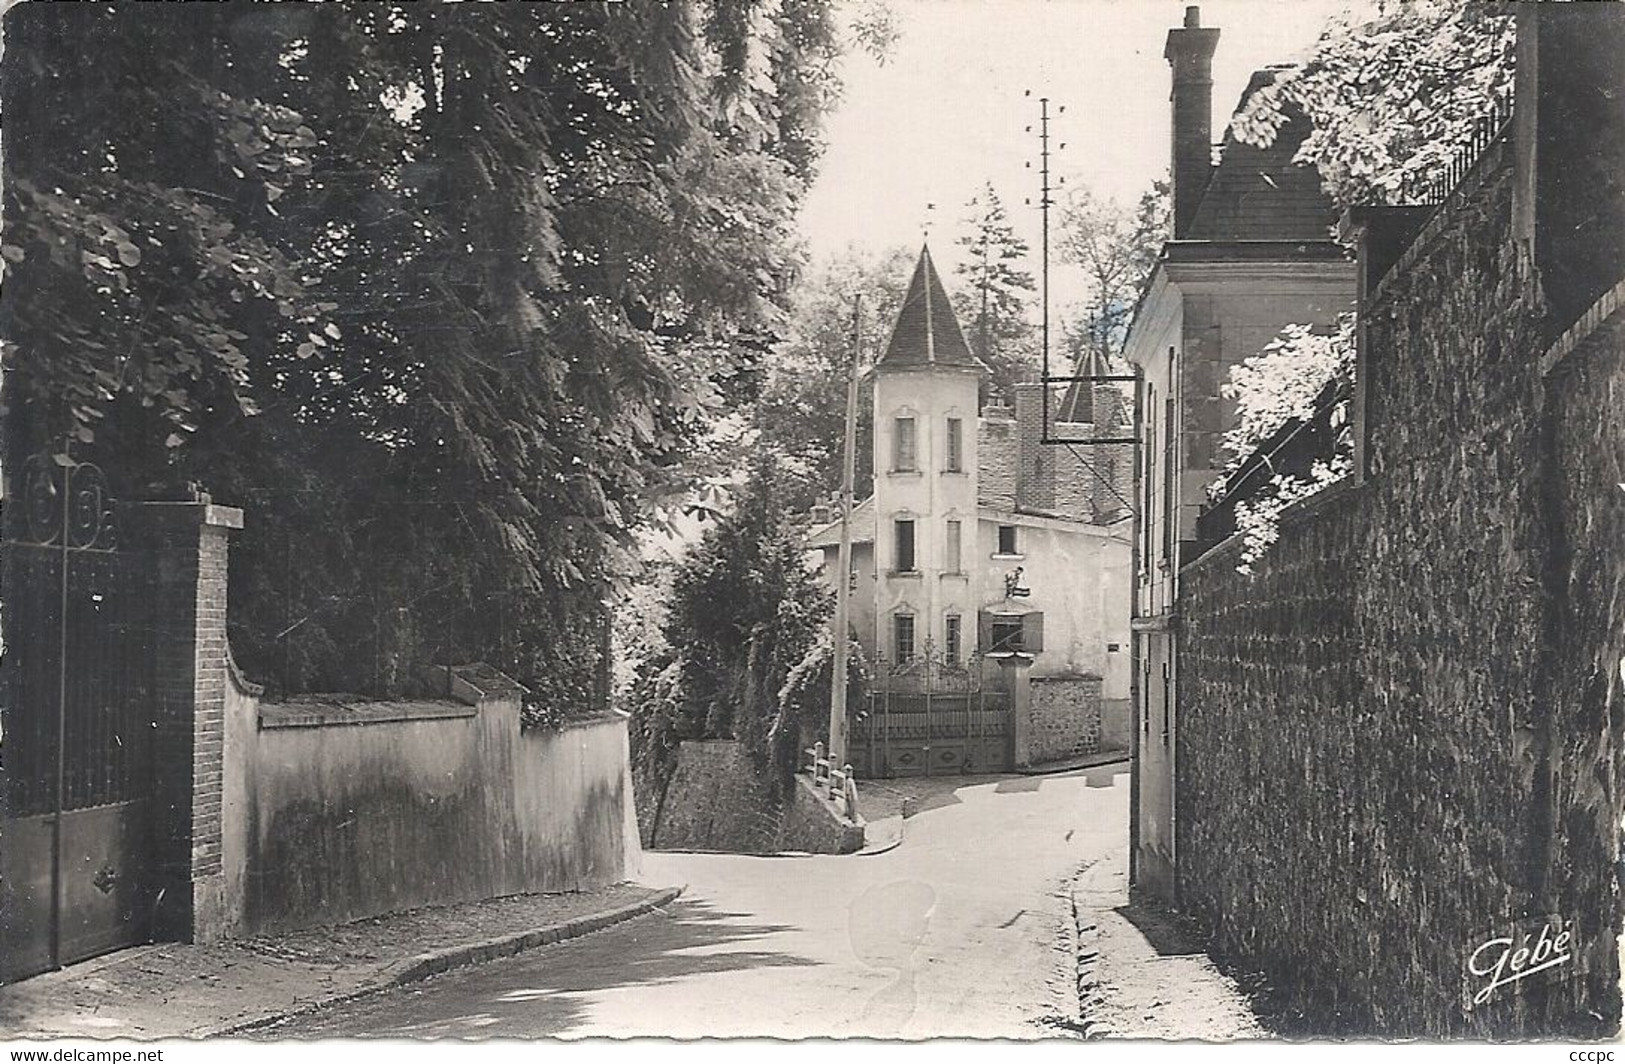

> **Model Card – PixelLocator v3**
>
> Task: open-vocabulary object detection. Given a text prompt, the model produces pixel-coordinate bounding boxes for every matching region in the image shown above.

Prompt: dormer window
[893,417,918,472]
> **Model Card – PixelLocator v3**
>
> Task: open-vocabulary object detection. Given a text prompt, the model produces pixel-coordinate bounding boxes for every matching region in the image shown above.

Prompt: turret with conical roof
[870,244,982,665]
[876,245,984,372]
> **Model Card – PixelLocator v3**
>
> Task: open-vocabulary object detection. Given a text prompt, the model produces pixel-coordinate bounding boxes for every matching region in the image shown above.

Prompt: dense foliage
[2,3,857,714]
[626,453,833,796]
[1217,315,1356,575]
[1233,0,1515,208]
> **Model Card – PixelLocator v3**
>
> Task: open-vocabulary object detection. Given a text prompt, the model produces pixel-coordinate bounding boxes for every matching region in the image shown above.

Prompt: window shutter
[978,609,994,653]
[1021,610,1045,653]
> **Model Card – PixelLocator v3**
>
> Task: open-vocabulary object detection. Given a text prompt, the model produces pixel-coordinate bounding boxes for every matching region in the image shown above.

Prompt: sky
[798,0,1356,311]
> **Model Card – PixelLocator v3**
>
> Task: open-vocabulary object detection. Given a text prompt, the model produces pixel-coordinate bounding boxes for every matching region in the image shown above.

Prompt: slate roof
[806,494,876,549]
[1185,69,1340,243]
[876,244,981,370]
[1056,347,1126,424]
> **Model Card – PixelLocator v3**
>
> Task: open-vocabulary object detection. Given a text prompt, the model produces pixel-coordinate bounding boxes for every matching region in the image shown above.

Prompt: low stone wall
[220,663,641,937]
[1028,675,1105,764]
[781,776,865,854]
[646,740,862,854]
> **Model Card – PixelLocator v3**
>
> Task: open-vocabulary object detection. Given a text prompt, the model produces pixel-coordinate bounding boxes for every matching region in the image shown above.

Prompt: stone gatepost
[998,654,1036,769]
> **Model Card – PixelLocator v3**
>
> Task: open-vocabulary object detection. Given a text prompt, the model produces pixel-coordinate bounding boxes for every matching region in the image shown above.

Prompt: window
[945,519,962,573]
[894,613,916,662]
[1161,659,1172,747]
[894,518,916,572]
[1162,394,1176,562]
[945,417,964,472]
[990,618,1024,654]
[1143,659,1151,734]
[982,610,1043,655]
[997,524,1018,556]
[893,416,917,472]
[1143,385,1157,570]
[944,615,962,663]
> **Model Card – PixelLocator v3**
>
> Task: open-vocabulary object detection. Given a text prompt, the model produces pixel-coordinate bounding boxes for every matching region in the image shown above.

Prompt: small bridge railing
[804,742,860,822]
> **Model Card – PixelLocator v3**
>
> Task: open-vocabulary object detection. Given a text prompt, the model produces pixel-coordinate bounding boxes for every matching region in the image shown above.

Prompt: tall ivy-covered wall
[1177,133,1624,1037]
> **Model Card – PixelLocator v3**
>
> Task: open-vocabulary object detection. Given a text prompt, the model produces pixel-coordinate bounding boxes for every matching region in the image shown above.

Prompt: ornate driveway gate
[851,647,1011,778]
[1,455,157,981]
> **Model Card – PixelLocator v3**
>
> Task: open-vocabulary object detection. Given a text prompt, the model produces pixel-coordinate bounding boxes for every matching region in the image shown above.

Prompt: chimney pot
[1165,9,1221,238]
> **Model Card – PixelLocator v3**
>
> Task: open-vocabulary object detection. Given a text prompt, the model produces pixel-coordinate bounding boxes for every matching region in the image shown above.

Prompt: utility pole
[829,295,862,766]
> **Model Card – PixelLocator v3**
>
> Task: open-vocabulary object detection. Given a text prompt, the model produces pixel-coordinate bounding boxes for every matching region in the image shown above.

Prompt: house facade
[1128,7,1357,898]
[809,247,1133,772]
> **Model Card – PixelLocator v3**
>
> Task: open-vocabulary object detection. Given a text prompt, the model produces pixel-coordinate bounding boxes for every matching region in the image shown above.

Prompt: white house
[808,246,1133,772]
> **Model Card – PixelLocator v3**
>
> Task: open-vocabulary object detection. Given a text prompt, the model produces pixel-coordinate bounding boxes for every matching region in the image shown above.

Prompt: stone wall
[643,740,862,854]
[1176,133,1625,1037]
[1028,675,1105,764]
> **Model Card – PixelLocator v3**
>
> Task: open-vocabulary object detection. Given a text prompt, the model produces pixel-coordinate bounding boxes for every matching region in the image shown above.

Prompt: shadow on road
[263,898,816,1040]
[1111,901,1203,958]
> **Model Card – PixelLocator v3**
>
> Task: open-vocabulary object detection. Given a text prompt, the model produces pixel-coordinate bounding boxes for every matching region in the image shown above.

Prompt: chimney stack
[1165,5,1220,238]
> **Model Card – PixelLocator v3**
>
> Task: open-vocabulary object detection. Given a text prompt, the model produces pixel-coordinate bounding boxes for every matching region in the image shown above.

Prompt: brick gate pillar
[126,499,243,943]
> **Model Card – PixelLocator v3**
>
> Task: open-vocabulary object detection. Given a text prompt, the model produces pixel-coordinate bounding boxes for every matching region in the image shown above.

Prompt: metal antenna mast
[1025,92,1064,438]
[1040,95,1052,445]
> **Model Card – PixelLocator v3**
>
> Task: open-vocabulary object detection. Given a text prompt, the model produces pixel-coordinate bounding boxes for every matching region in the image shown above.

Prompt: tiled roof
[1185,70,1339,243]
[876,244,981,370]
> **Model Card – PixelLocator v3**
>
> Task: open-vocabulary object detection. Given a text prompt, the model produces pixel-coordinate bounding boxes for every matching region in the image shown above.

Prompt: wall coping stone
[260,699,477,730]
[124,500,245,530]
[419,662,528,706]
[225,643,265,698]
[1185,477,1368,577]
[1541,276,1625,378]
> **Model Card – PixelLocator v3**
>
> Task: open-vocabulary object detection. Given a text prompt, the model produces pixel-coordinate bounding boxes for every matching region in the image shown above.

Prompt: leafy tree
[954,184,1038,402]
[626,450,832,795]
[1057,178,1170,367]
[1,3,855,714]
[1232,0,1515,208]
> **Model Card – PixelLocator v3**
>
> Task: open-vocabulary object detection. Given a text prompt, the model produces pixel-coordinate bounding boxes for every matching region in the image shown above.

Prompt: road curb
[1016,752,1131,777]
[204,885,685,1038]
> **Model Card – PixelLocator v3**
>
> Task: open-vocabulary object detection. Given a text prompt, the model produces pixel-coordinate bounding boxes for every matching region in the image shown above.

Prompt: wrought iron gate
[851,646,1011,778]
[1,454,157,981]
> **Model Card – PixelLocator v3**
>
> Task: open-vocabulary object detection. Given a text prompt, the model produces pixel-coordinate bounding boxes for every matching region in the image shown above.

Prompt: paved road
[265,763,1129,1040]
